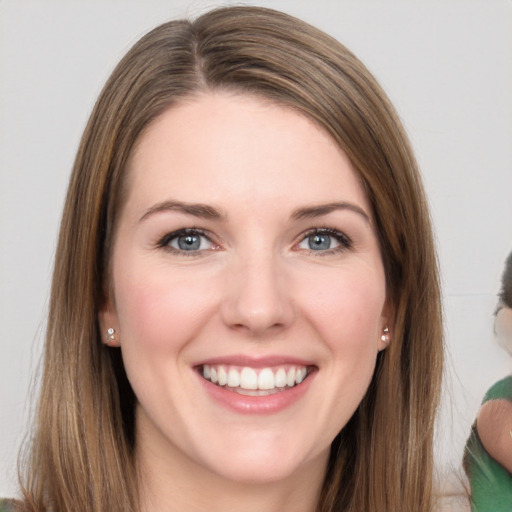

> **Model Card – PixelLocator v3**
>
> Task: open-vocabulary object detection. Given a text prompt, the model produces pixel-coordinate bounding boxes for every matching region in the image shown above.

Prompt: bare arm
[476,398,512,473]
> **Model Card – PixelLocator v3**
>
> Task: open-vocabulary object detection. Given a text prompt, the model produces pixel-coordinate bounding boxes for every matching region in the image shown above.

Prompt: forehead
[124,91,370,217]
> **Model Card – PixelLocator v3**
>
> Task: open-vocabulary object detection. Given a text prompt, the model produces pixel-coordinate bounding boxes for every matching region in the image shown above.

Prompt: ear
[377,299,394,351]
[98,297,121,347]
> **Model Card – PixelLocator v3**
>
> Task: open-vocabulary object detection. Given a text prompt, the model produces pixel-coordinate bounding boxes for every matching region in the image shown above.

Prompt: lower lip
[197,370,316,415]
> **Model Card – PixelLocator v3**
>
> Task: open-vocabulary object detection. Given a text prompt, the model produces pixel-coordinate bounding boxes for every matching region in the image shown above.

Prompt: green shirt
[464,376,512,512]
[0,499,18,511]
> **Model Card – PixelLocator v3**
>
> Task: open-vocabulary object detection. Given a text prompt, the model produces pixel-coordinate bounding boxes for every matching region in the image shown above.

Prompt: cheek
[113,261,217,354]
[289,266,386,444]
[301,266,386,348]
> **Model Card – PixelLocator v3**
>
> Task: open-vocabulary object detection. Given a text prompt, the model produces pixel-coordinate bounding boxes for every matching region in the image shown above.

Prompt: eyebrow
[139,200,226,223]
[290,202,371,223]
[139,200,370,224]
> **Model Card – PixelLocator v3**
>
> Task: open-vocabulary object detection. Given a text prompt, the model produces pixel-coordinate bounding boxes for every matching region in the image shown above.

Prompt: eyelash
[156,227,353,256]
[295,228,353,256]
[157,228,218,256]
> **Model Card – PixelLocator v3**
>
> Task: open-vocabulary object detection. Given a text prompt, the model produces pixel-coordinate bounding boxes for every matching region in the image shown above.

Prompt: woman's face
[101,92,390,485]
[495,306,512,353]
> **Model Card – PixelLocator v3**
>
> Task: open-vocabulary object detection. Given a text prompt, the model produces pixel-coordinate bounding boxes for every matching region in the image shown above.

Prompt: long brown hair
[20,6,443,511]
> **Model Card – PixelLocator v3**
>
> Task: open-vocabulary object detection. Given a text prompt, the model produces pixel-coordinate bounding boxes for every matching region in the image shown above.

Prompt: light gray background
[1,0,511,498]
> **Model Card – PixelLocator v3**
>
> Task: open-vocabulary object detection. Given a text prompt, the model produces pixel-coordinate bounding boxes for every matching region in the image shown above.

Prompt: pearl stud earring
[106,327,117,346]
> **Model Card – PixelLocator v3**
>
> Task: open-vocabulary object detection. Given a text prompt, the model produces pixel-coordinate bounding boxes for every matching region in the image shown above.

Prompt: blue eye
[175,233,202,251]
[297,229,351,253]
[160,229,215,253]
[307,233,332,250]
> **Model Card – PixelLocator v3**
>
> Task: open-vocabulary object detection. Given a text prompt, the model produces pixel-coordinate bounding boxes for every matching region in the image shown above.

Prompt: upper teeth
[202,364,308,391]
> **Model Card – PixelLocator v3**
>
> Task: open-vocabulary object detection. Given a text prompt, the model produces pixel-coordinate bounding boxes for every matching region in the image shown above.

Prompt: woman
[5,6,443,512]
[464,251,512,511]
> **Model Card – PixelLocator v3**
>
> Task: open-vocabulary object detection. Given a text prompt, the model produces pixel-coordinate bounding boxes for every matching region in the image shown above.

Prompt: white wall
[1,0,511,497]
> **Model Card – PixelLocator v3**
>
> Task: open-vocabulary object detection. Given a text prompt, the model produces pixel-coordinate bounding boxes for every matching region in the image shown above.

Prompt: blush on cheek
[118,272,216,352]
[312,279,383,328]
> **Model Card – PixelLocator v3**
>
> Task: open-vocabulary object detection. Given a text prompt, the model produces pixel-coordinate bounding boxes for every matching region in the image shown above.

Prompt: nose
[220,253,295,337]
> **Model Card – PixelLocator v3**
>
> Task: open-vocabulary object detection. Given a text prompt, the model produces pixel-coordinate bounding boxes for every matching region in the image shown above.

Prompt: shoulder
[483,375,512,403]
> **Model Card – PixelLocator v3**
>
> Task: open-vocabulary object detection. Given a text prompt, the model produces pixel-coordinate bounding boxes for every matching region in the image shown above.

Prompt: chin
[204,455,313,486]
[191,432,327,486]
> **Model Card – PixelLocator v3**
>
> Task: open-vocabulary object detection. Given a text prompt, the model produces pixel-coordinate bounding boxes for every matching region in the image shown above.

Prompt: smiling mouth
[199,364,312,396]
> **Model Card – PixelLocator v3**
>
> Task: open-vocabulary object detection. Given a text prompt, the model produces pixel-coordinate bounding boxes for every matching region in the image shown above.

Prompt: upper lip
[194,354,316,369]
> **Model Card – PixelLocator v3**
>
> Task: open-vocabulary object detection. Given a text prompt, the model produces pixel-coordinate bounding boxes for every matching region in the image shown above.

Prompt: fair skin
[101,91,390,512]
[476,306,512,473]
